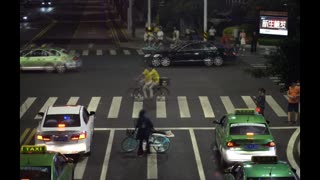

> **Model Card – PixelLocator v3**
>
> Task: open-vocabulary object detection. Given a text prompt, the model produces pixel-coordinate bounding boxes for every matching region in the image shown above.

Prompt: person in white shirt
[173,26,180,44]
[157,26,164,45]
[208,26,216,41]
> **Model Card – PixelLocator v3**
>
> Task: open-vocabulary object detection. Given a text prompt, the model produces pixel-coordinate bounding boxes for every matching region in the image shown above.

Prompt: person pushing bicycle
[135,109,154,157]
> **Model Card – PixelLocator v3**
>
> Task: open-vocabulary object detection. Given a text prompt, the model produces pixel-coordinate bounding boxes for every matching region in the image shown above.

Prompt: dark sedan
[143,41,238,67]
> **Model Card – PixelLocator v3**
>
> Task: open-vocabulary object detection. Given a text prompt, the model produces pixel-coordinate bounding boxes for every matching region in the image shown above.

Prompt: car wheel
[44,63,55,73]
[213,56,223,66]
[161,57,171,67]
[151,58,161,67]
[55,63,66,73]
[203,57,214,66]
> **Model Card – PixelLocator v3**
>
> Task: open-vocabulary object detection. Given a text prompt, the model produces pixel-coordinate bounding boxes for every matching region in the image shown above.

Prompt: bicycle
[121,128,175,153]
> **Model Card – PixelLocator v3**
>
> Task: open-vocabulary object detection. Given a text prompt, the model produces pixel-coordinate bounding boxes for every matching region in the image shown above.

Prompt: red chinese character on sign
[274,21,280,28]
[280,21,286,29]
[267,20,274,28]
[262,20,268,28]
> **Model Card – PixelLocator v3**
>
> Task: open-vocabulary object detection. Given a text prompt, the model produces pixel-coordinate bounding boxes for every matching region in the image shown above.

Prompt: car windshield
[229,123,269,135]
[248,178,296,180]
[43,114,80,127]
[20,166,51,180]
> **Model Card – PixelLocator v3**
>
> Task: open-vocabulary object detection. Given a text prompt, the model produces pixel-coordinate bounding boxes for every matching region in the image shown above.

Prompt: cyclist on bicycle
[144,67,160,99]
[135,109,154,156]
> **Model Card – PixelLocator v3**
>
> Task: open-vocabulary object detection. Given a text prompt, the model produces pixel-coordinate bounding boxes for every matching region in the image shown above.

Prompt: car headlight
[153,54,160,58]
[48,2,51,5]
[23,16,28,20]
[42,2,45,4]
[144,54,151,58]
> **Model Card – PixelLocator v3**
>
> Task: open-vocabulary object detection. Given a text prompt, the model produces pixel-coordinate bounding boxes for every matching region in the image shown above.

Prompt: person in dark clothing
[135,109,154,156]
[251,31,258,53]
[253,88,266,116]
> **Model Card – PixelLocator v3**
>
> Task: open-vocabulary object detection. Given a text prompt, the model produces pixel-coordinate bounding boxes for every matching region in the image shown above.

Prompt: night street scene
[20,0,300,179]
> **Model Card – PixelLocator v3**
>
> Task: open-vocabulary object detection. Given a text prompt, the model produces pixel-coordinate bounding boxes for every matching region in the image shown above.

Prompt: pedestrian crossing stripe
[97,49,103,56]
[82,50,89,56]
[123,50,130,55]
[21,95,291,120]
[110,49,116,55]
[20,128,37,145]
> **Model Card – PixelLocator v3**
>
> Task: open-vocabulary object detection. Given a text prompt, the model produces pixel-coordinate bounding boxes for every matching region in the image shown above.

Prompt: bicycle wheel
[154,87,169,100]
[152,136,170,153]
[121,137,138,152]
[132,88,144,101]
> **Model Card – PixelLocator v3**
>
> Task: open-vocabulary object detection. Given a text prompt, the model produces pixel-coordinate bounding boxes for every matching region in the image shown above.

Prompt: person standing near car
[172,26,180,45]
[287,82,300,124]
[135,109,154,157]
[239,29,246,56]
[253,88,266,116]
[208,26,217,42]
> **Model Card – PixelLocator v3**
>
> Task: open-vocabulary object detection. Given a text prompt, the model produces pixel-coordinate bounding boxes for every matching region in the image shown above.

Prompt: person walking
[239,29,246,56]
[135,109,154,157]
[253,88,266,117]
[208,26,217,42]
[287,82,300,124]
[251,31,258,53]
[172,26,180,45]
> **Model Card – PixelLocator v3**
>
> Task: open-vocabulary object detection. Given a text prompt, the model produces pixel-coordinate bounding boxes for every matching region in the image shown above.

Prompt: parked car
[143,41,238,67]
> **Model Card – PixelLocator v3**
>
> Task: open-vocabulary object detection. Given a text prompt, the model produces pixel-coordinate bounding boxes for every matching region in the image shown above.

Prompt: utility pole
[204,0,207,41]
[148,0,151,28]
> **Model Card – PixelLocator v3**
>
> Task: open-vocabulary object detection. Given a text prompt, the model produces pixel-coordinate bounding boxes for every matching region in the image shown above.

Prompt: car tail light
[72,56,78,61]
[71,131,87,140]
[246,132,254,136]
[37,135,51,141]
[255,107,261,113]
[226,141,239,147]
[58,124,65,128]
[265,141,276,147]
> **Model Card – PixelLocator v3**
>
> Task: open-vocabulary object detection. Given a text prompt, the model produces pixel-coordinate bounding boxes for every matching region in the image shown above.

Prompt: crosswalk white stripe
[266,95,287,117]
[269,76,280,80]
[189,129,206,180]
[110,49,116,55]
[273,79,281,83]
[132,101,143,118]
[123,50,130,55]
[74,157,89,179]
[97,49,102,56]
[178,96,191,118]
[34,97,58,119]
[107,97,122,118]
[99,129,114,180]
[66,97,79,105]
[220,96,235,114]
[199,96,215,118]
[137,49,144,55]
[241,96,256,109]
[20,97,37,119]
[147,148,157,179]
[82,50,89,56]
[87,97,101,113]
[156,96,166,118]
[284,95,300,113]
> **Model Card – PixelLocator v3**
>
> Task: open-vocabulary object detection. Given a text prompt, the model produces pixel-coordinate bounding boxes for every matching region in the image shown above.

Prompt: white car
[35,105,95,155]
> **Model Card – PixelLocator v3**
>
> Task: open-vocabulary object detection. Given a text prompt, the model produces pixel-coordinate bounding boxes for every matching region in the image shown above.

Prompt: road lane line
[132,101,143,118]
[189,129,206,180]
[20,97,36,119]
[107,97,122,118]
[220,96,235,114]
[284,95,300,113]
[178,96,191,118]
[74,157,89,179]
[199,96,215,118]
[266,95,287,117]
[241,96,256,109]
[20,128,30,144]
[97,49,103,56]
[24,128,36,145]
[123,50,130,55]
[82,50,89,56]
[66,97,79,105]
[147,148,157,179]
[286,127,300,178]
[35,97,58,119]
[110,49,117,55]
[99,129,115,180]
[156,96,166,118]
[87,97,101,113]
[137,49,144,55]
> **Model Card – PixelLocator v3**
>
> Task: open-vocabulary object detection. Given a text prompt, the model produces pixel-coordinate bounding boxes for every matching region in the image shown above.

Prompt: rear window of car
[230,123,269,135]
[43,114,80,127]
[20,166,51,179]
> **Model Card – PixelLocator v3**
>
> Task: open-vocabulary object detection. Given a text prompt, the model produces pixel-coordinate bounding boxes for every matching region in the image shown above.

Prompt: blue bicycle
[121,129,174,153]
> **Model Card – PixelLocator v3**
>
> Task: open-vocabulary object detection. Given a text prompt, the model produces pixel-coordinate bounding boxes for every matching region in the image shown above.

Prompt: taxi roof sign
[21,145,47,154]
[251,156,278,164]
[234,109,255,115]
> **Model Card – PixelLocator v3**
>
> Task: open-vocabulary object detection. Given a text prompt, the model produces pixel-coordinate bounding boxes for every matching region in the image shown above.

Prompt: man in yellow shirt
[140,66,160,99]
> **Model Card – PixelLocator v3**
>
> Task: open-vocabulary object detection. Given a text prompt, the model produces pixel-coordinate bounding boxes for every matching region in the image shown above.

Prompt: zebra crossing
[20,94,291,120]
[70,49,145,56]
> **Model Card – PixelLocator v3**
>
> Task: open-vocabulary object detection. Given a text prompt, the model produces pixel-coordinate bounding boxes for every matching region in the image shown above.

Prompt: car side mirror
[89,111,95,116]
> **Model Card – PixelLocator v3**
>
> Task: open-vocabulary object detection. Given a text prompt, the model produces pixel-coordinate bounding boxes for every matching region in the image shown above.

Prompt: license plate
[245,144,259,150]
[54,136,68,141]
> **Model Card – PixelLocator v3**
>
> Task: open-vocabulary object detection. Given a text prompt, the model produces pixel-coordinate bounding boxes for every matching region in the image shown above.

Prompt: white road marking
[110,49,116,55]
[156,96,166,118]
[147,148,157,179]
[284,95,300,113]
[199,96,215,118]
[266,95,287,117]
[241,96,256,109]
[74,157,89,179]
[132,101,143,118]
[66,97,79,105]
[20,128,30,144]
[286,127,300,178]
[273,79,281,83]
[107,97,122,118]
[269,76,280,80]
[123,50,130,55]
[220,96,235,114]
[88,43,94,48]
[99,129,115,180]
[177,96,191,118]
[137,49,144,55]
[189,129,206,180]
[82,50,89,56]
[251,63,266,68]
[34,97,57,119]
[87,97,101,113]
[20,97,36,119]
[97,49,103,56]
[24,128,36,145]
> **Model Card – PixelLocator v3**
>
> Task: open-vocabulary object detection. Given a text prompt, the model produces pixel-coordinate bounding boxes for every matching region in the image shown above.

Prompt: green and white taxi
[20,47,82,73]
[213,109,276,167]
[223,156,299,180]
[20,145,74,180]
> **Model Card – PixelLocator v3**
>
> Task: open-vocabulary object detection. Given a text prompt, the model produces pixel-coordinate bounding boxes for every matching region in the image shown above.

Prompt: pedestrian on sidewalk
[157,26,164,46]
[172,26,180,45]
[208,26,216,42]
[287,82,300,124]
[251,31,258,53]
[239,29,246,56]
